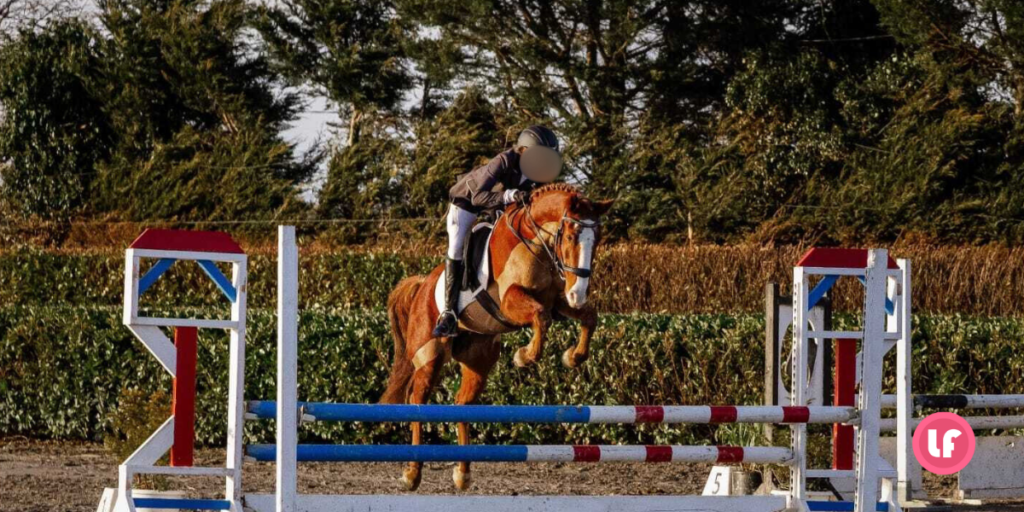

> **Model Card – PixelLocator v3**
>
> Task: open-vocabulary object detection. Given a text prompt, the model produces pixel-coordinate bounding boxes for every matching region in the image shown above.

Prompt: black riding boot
[432,257,463,338]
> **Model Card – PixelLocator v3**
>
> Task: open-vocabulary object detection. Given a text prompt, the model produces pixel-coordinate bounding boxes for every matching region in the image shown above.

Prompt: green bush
[4,305,1024,456]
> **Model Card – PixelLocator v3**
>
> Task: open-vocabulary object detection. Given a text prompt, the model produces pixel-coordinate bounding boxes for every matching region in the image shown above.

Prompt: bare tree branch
[0,0,84,37]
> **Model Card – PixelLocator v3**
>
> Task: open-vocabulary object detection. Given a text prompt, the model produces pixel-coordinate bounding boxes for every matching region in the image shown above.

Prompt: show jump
[105,226,906,512]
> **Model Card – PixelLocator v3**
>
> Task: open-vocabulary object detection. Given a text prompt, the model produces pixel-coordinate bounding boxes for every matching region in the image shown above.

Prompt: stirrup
[432,310,459,338]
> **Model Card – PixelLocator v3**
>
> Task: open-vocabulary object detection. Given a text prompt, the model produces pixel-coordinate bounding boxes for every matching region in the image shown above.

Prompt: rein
[503,203,599,281]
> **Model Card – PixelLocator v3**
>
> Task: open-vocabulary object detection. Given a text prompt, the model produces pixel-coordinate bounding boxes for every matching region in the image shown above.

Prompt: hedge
[4,305,1024,458]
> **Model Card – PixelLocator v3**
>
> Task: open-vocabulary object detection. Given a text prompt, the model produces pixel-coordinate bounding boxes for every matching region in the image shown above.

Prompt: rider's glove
[503,190,530,206]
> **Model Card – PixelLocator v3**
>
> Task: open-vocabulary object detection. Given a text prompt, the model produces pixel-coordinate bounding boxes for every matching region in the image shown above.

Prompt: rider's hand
[512,190,530,206]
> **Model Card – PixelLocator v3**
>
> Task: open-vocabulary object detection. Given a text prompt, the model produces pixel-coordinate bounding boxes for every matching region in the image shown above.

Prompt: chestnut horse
[380,183,613,491]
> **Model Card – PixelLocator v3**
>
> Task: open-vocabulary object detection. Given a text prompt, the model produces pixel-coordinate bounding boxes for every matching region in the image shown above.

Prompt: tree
[874,0,1024,117]
[315,114,407,224]
[0,20,111,218]
[255,0,413,146]
[91,0,314,221]
[400,88,510,218]
[398,0,799,193]
[0,0,83,38]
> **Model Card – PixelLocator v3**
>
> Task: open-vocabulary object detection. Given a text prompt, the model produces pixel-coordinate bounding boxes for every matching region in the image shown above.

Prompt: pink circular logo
[912,412,976,475]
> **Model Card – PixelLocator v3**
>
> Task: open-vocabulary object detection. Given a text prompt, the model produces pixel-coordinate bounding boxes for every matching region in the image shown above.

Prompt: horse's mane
[530,182,582,201]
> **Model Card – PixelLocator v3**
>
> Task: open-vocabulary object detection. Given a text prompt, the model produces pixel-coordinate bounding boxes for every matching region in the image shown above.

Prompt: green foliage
[93,126,311,222]
[4,0,1024,244]
[13,243,1024,318]
[316,118,407,225]
[0,0,313,224]
[725,51,847,196]
[4,305,1024,451]
[397,0,801,202]
[0,20,111,218]
[103,388,173,489]
[254,0,412,160]
[255,0,412,114]
[400,89,510,218]
[98,0,300,148]
[91,0,313,221]
[0,248,438,312]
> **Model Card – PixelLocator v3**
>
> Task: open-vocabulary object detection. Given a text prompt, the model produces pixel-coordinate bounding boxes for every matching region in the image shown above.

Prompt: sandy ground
[3,438,1024,512]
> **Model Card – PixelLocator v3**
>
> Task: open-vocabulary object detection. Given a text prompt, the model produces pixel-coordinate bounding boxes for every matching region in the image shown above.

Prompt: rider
[432,125,563,338]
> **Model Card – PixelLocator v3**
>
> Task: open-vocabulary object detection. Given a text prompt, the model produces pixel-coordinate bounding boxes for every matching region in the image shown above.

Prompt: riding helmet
[516,125,560,153]
[517,125,562,183]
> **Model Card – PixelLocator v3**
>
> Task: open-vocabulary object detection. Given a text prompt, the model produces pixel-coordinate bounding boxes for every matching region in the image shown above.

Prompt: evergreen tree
[255,0,412,145]
[0,20,111,218]
[92,0,313,221]
[400,88,509,218]
[315,115,407,223]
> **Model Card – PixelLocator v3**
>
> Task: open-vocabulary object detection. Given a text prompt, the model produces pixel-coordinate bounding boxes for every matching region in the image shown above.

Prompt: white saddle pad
[434,223,495,314]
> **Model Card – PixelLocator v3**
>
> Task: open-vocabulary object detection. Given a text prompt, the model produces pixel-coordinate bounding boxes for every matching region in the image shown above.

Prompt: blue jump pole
[246,401,854,425]
[245,444,797,465]
[247,401,591,424]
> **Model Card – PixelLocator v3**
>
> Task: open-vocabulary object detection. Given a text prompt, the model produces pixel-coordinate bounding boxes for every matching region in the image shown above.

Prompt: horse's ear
[591,199,615,216]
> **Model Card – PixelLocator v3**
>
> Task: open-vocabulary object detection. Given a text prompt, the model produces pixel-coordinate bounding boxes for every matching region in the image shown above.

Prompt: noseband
[505,205,600,281]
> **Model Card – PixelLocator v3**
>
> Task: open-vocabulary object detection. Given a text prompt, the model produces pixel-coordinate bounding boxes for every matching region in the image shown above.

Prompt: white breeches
[446,204,477,260]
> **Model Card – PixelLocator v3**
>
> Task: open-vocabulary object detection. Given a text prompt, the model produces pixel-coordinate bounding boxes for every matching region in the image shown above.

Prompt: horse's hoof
[561,348,577,368]
[453,467,472,490]
[513,347,533,368]
[400,469,422,491]
[562,347,587,368]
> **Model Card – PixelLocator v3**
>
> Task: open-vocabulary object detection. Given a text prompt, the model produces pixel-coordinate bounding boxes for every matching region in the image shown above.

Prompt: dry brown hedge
[590,244,1024,316]
[4,234,1024,316]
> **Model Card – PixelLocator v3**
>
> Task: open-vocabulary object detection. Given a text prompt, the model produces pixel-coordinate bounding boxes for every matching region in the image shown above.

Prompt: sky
[281,95,334,158]
[281,94,337,199]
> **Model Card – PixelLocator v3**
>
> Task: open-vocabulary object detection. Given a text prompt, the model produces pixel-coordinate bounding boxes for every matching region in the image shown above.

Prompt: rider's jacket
[449,149,538,214]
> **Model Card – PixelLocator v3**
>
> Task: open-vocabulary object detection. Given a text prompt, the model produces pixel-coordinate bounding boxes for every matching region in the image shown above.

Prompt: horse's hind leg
[400,345,447,491]
[452,335,501,490]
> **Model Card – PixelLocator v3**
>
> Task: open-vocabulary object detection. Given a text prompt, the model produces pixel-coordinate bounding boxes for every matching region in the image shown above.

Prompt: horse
[380,183,614,491]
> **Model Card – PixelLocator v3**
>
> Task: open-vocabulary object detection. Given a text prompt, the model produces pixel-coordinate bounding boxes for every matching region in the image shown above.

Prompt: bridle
[505,204,600,281]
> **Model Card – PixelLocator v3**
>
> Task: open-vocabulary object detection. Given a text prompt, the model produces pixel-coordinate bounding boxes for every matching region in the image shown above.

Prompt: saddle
[434,212,567,332]
[458,222,516,330]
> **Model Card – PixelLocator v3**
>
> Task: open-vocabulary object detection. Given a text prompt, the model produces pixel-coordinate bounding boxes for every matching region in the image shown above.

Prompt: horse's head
[528,184,614,309]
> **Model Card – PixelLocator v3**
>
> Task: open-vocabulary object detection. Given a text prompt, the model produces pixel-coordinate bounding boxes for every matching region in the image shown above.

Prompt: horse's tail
[379,275,425,404]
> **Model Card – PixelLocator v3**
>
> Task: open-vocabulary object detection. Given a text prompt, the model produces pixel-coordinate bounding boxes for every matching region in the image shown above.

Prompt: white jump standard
[767,253,1024,504]
[108,228,248,512]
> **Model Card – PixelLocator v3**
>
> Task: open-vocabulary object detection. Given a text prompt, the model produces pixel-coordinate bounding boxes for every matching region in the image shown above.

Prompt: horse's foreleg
[452,339,500,491]
[501,285,550,367]
[557,303,597,368]
[400,350,445,491]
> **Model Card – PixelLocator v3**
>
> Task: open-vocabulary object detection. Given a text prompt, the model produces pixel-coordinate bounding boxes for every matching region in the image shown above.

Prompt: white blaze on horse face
[566,227,596,308]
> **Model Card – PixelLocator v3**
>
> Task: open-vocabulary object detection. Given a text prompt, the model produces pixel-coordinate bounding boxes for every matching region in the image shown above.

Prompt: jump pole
[247,402,859,424]
[277,226,298,512]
